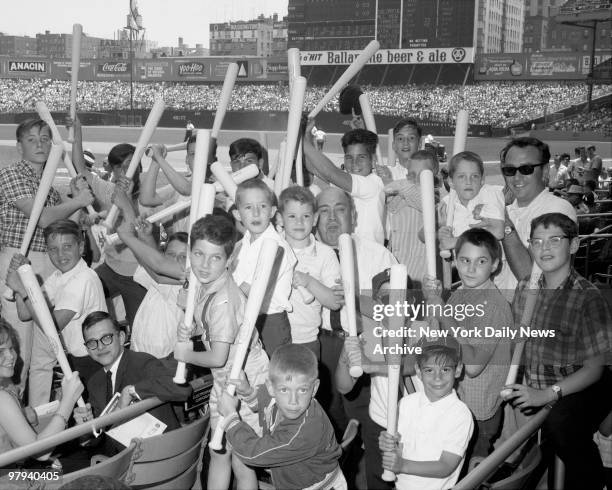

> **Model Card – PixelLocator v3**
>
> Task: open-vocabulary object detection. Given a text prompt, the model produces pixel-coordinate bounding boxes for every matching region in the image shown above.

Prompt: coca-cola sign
[177,62,207,77]
[100,62,129,72]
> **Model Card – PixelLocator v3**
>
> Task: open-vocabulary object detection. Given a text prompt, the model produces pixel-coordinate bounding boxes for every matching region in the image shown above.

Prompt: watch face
[504,226,512,236]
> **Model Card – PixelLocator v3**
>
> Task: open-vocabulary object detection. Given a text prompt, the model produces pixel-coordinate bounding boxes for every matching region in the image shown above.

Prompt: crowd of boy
[0,112,610,490]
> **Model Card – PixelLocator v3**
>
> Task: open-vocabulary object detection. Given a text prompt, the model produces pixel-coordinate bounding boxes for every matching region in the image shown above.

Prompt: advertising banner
[95,61,131,79]
[136,60,171,81]
[51,60,95,80]
[175,60,211,80]
[299,47,474,65]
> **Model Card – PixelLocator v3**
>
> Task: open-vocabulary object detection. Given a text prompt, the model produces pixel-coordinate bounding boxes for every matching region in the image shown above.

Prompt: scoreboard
[288,0,475,50]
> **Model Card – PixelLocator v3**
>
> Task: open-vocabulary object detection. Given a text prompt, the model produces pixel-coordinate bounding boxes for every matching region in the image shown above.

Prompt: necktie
[330,249,343,332]
[105,370,113,404]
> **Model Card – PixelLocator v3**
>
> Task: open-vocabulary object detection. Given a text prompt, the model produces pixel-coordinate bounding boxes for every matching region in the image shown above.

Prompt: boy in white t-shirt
[379,337,473,490]
[278,186,342,359]
[304,120,385,244]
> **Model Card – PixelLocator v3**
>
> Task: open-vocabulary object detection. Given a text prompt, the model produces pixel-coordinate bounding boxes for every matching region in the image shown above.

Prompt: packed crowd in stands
[548,105,612,135]
[1,77,610,128]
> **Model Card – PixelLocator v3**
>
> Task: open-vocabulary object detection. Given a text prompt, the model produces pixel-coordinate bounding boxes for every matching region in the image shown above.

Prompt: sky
[0,0,289,48]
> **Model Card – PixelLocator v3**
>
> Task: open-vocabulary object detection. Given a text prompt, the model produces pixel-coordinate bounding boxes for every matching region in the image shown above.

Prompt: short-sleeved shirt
[497,190,577,294]
[43,259,107,356]
[512,269,612,389]
[442,184,505,237]
[0,160,62,252]
[448,282,512,420]
[396,390,473,490]
[130,266,184,358]
[288,236,340,343]
[232,224,297,314]
[351,173,385,244]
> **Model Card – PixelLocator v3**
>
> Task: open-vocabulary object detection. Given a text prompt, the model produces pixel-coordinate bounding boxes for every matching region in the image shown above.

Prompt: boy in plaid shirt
[503,212,612,490]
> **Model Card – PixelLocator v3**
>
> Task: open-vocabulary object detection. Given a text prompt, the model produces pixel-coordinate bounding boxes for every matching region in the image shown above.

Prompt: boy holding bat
[304,120,385,245]
[503,213,612,490]
[217,344,346,490]
[230,178,296,356]
[173,214,269,490]
[278,186,342,359]
[0,119,94,395]
[423,228,512,459]
[7,219,107,402]
[379,337,473,490]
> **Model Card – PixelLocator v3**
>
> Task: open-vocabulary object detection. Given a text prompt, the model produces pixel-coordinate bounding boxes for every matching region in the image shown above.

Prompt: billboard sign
[299,47,474,65]
[95,61,131,79]
[8,60,48,73]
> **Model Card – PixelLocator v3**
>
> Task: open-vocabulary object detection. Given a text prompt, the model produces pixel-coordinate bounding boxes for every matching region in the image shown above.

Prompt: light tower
[125,0,144,122]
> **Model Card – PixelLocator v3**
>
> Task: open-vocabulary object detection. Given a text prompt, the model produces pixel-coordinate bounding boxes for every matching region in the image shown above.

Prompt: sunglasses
[501,162,547,177]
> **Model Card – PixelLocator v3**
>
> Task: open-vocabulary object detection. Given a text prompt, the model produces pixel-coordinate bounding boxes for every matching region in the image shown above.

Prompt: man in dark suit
[72,311,191,433]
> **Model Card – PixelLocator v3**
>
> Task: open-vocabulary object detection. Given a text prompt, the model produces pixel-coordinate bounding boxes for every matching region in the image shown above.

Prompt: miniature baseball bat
[210,162,259,201]
[104,97,165,229]
[268,140,285,181]
[295,138,304,186]
[420,170,437,278]
[211,63,238,139]
[452,109,469,156]
[67,23,82,143]
[281,76,307,192]
[287,47,301,95]
[358,93,383,165]
[338,233,363,378]
[2,144,64,300]
[17,264,85,408]
[173,132,211,384]
[382,264,408,482]
[308,40,380,119]
[35,101,96,215]
[209,238,280,450]
[387,128,395,166]
[144,141,188,157]
[501,262,542,398]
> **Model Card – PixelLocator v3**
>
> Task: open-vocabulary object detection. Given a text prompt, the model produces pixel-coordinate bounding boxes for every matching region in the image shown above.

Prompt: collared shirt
[442,184,505,237]
[449,282,512,420]
[232,224,297,314]
[548,163,569,188]
[0,160,61,251]
[43,259,107,357]
[396,390,473,490]
[497,189,577,295]
[105,350,125,395]
[512,269,612,389]
[288,236,340,343]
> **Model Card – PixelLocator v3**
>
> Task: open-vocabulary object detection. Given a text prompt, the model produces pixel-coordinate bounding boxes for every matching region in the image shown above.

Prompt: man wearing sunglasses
[72,311,192,436]
[493,137,576,298]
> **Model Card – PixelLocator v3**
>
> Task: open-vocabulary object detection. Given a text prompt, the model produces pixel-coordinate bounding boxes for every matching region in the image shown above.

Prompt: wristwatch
[551,384,563,400]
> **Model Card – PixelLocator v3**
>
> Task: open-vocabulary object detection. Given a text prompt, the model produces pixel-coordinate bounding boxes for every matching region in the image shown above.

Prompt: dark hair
[584,180,597,192]
[43,219,82,244]
[416,346,459,368]
[455,228,502,276]
[108,143,140,196]
[448,151,484,178]
[530,212,578,241]
[341,129,378,156]
[393,118,423,138]
[278,185,316,214]
[82,311,122,335]
[190,214,236,257]
[560,153,571,161]
[269,344,318,383]
[587,145,596,152]
[16,119,50,142]
[500,137,551,166]
[235,178,276,208]
[411,149,439,174]
[166,231,188,246]
[0,317,19,353]
[229,138,263,161]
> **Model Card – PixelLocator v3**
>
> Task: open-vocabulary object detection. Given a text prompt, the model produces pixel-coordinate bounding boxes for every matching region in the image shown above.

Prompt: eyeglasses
[501,162,547,177]
[84,332,116,350]
[527,236,569,249]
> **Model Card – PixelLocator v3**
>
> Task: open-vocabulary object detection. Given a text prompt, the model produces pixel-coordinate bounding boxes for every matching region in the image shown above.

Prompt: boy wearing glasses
[492,137,576,298]
[73,311,191,434]
[503,213,612,490]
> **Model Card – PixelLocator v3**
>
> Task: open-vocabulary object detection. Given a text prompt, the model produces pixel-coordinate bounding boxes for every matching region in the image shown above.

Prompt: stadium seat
[128,413,210,489]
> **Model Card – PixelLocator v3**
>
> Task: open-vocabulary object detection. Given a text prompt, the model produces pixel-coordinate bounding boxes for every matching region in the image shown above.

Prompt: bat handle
[209,384,237,451]
[349,365,363,378]
[77,397,86,408]
[173,362,187,385]
[382,469,397,482]
[104,205,119,229]
[440,250,451,259]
